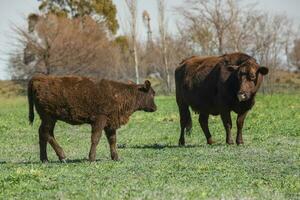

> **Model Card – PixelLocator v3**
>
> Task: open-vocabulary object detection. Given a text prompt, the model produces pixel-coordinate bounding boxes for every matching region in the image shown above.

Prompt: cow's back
[175,55,223,114]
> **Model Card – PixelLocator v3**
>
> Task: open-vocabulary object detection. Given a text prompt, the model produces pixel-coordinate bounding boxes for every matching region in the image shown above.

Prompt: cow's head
[137,80,157,112]
[227,59,269,102]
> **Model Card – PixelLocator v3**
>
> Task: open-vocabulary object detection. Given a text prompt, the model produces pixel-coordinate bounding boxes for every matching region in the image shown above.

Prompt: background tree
[125,0,140,83]
[38,0,119,34]
[289,39,300,71]
[142,10,153,47]
[7,0,300,94]
[13,14,121,79]
[180,0,238,55]
[157,0,171,92]
[178,0,297,93]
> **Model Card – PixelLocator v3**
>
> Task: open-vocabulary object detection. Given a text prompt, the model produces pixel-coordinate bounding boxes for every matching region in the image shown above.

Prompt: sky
[0,0,300,80]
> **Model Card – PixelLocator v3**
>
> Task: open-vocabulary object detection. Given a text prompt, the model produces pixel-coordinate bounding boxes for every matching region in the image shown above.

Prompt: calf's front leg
[89,116,106,162]
[105,128,119,161]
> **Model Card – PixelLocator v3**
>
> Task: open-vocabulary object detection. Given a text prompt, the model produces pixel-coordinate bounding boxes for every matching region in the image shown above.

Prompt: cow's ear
[222,54,230,65]
[226,65,239,72]
[139,80,151,92]
[258,66,269,75]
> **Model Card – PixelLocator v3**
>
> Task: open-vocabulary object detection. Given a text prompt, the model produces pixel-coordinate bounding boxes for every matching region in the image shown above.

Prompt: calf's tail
[27,80,34,125]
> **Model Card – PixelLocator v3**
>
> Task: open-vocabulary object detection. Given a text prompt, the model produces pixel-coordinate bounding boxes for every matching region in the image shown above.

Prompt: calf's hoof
[178,140,185,147]
[60,159,67,163]
[207,138,215,145]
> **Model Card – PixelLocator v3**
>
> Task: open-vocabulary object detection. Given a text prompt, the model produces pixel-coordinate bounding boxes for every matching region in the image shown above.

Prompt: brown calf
[28,75,156,162]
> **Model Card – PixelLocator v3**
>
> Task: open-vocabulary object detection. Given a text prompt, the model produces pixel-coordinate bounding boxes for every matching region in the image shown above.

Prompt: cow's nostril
[237,92,248,101]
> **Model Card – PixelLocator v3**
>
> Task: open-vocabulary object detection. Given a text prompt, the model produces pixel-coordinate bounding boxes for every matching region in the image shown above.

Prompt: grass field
[0,94,299,199]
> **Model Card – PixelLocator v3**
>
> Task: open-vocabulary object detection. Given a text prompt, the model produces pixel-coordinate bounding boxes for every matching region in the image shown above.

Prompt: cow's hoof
[236,140,244,145]
[60,159,67,163]
[41,159,49,163]
[111,154,119,161]
[226,140,234,145]
[207,138,215,145]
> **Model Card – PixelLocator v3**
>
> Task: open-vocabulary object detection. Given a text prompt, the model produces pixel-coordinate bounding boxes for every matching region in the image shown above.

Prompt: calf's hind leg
[48,121,66,162]
[39,121,48,163]
[39,118,66,162]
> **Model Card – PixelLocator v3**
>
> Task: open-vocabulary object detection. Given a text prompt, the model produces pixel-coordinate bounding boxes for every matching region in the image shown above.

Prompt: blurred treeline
[7,0,300,94]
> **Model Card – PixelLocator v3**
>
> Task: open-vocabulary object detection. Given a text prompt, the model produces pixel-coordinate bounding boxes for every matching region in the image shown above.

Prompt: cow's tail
[27,79,34,125]
[175,63,193,136]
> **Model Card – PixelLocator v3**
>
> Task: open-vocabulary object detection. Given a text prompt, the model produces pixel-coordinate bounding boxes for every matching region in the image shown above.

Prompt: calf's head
[137,80,157,112]
[227,59,269,102]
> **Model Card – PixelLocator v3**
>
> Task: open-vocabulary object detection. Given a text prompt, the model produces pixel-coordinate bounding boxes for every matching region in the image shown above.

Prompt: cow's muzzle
[237,92,248,102]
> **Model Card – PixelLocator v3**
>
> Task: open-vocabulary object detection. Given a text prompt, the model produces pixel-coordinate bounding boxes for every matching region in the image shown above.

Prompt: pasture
[0,94,299,199]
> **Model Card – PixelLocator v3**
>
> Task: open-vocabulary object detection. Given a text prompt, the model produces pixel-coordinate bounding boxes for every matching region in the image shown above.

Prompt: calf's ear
[144,80,151,89]
[258,66,269,75]
[138,80,151,92]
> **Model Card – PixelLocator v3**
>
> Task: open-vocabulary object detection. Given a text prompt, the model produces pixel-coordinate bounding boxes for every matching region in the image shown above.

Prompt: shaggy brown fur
[28,74,156,162]
[175,52,269,146]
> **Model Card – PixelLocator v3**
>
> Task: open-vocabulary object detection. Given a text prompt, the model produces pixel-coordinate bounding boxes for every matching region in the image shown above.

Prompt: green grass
[0,94,299,199]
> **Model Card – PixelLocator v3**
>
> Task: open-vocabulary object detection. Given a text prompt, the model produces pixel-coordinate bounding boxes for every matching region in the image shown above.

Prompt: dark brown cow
[175,52,268,146]
[28,75,157,162]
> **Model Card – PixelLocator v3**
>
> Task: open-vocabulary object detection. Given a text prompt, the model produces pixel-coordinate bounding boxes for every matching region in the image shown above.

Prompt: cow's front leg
[89,116,106,162]
[236,112,248,145]
[221,112,234,144]
[199,113,214,145]
[105,128,119,161]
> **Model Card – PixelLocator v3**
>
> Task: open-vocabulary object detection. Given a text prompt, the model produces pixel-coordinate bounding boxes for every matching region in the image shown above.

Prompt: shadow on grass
[117,143,207,149]
[0,143,225,165]
[0,158,106,165]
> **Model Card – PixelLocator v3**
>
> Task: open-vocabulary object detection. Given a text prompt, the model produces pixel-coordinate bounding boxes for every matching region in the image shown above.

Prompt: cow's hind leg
[221,112,234,144]
[199,113,214,145]
[89,116,106,162]
[177,103,192,146]
[105,128,119,161]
